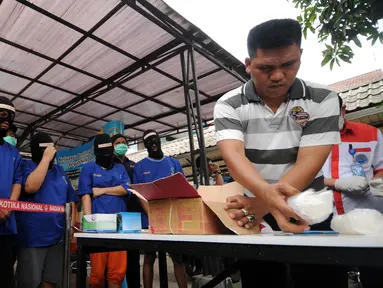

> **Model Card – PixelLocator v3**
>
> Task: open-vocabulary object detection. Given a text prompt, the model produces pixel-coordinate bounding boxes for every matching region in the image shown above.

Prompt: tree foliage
[291,0,383,69]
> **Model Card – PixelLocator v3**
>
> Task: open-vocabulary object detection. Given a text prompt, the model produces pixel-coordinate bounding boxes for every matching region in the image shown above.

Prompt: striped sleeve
[214,93,245,142]
[300,91,341,147]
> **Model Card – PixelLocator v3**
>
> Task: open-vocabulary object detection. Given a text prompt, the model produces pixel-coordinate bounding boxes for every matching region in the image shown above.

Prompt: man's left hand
[0,210,10,224]
[335,176,369,195]
[92,188,105,198]
[225,195,268,229]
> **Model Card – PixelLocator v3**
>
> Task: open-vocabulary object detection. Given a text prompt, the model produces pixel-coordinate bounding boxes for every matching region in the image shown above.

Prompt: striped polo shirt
[214,78,341,192]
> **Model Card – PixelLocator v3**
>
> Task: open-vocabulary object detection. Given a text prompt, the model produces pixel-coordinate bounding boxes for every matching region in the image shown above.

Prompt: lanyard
[348,144,356,159]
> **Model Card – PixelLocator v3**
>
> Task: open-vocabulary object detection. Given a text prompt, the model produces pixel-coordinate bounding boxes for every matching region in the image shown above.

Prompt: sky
[165,0,383,85]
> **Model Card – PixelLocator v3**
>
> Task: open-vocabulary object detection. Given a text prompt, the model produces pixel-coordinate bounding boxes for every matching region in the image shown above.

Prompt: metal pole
[158,252,169,288]
[189,46,210,185]
[180,52,198,186]
[76,245,87,288]
[63,203,72,288]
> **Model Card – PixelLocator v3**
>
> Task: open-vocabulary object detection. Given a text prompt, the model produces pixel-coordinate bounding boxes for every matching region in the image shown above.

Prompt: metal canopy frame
[0,0,248,183]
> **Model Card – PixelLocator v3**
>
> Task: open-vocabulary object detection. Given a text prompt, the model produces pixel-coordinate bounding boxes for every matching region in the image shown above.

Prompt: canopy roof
[0,0,248,152]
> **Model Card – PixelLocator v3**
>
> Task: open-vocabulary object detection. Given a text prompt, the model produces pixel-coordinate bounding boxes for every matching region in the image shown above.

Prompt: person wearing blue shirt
[0,97,22,287]
[134,129,187,288]
[15,132,78,288]
[78,134,131,288]
[111,133,140,288]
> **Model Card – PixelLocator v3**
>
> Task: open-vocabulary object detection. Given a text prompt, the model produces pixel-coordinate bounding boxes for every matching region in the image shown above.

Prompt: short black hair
[111,133,127,145]
[247,19,302,58]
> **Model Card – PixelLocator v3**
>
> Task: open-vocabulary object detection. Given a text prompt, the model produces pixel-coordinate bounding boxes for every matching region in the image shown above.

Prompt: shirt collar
[341,120,355,135]
[243,77,308,103]
[114,156,128,164]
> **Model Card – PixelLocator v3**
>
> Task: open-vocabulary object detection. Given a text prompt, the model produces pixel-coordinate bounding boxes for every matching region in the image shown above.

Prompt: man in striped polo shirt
[214,19,346,288]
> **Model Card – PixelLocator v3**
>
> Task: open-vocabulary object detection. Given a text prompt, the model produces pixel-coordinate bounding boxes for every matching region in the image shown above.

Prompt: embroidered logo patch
[289,106,310,126]
[355,153,368,165]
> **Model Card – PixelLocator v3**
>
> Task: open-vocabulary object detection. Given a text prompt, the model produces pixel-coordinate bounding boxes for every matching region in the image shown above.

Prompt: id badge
[350,164,366,177]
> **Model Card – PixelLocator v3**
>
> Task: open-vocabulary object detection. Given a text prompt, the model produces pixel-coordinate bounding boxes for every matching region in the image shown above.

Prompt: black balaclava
[30,132,55,169]
[94,134,114,169]
[143,129,163,160]
[0,96,16,143]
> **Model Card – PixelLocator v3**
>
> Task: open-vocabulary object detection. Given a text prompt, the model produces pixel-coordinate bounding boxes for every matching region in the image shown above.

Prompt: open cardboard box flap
[132,173,199,201]
[131,173,259,235]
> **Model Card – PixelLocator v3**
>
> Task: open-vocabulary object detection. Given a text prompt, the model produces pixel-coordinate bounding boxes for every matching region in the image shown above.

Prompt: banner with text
[0,199,64,213]
[56,139,95,179]
[103,120,124,137]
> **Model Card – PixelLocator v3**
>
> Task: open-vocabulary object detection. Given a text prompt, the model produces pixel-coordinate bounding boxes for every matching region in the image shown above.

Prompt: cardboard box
[131,173,260,235]
[82,214,117,232]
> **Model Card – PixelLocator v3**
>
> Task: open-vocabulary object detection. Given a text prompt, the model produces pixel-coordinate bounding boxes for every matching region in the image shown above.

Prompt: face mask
[31,143,55,170]
[31,132,55,169]
[95,150,114,169]
[4,136,17,147]
[94,135,115,169]
[338,116,345,131]
[144,135,163,160]
[0,104,15,140]
[114,143,128,157]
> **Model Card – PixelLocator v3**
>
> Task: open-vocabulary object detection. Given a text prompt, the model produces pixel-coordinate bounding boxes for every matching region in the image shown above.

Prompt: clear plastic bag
[330,209,383,235]
[287,189,333,225]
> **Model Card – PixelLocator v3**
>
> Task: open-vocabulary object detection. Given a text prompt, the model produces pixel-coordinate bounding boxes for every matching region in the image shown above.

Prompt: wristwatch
[214,170,222,175]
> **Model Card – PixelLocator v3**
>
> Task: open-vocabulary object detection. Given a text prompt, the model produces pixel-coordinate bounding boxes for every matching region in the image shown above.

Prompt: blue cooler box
[117,212,142,233]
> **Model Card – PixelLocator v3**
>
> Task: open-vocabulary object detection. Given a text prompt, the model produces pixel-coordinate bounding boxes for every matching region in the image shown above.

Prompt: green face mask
[4,136,17,147]
[114,143,128,157]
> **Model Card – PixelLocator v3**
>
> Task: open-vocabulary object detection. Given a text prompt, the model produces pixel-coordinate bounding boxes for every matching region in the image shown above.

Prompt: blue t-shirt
[133,156,184,228]
[0,142,23,235]
[78,162,130,214]
[16,161,78,247]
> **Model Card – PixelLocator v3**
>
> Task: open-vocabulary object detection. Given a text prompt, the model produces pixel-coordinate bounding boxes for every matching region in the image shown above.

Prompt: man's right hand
[225,195,268,229]
[261,183,310,233]
[42,146,57,162]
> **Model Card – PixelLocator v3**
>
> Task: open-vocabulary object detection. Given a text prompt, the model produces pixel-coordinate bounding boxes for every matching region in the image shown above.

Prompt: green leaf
[303,27,308,39]
[330,58,335,70]
[339,54,352,63]
[309,11,317,23]
[297,15,303,22]
[321,54,332,67]
[352,36,362,47]
[309,25,315,33]
[336,58,341,66]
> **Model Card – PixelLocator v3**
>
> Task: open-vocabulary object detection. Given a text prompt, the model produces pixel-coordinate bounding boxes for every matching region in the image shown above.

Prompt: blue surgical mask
[4,136,17,147]
[114,143,128,157]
